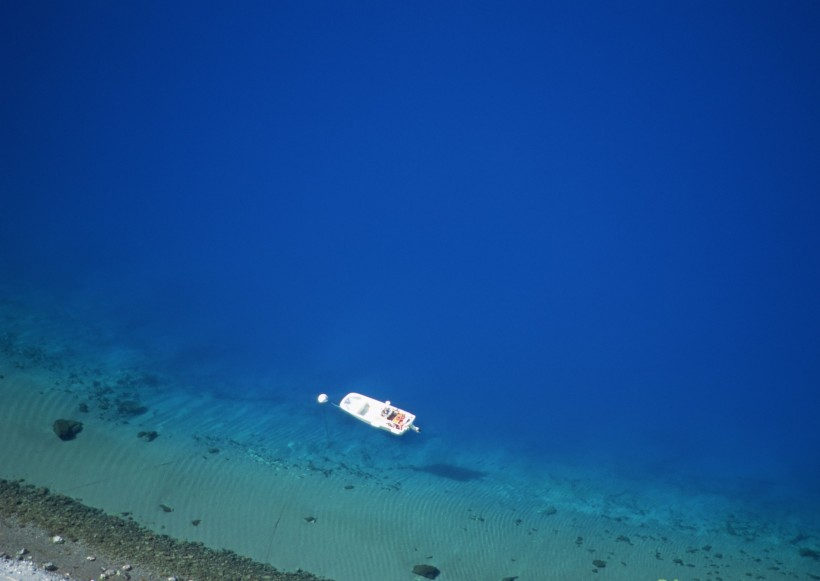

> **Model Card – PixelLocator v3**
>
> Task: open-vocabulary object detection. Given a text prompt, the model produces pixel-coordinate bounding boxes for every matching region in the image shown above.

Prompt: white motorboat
[318,392,420,435]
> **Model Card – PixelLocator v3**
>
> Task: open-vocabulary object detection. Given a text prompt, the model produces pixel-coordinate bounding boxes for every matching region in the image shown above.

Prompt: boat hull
[339,392,418,435]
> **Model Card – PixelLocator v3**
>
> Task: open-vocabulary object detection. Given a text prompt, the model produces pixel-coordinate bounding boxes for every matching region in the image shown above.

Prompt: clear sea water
[3,0,820,563]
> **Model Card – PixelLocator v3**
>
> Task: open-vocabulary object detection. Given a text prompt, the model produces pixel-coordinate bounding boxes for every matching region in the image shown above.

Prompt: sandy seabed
[2,296,819,581]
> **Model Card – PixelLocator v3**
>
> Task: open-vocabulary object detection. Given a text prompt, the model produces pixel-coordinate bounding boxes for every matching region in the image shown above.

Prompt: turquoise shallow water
[8,277,819,520]
[2,284,820,580]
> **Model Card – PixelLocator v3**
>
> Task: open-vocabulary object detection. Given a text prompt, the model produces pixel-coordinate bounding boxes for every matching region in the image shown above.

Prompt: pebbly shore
[0,479,329,581]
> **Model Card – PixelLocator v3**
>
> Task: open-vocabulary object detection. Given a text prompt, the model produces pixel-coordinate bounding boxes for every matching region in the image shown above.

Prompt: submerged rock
[412,564,441,579]
[53,419,83,441]
[117,400,148,417]
[137,430,158,442]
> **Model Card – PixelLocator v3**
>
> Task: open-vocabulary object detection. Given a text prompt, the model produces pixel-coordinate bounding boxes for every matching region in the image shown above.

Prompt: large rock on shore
[53,419,83,441]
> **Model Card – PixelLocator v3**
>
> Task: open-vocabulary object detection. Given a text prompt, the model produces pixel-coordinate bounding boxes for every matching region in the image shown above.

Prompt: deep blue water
[3,2,820,517]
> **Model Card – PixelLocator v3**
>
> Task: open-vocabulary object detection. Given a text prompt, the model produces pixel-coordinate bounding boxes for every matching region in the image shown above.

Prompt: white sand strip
[0,559,65,581]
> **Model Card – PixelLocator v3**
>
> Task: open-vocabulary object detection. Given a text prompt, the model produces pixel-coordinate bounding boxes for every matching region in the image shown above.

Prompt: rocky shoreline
[0,479,329,581]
